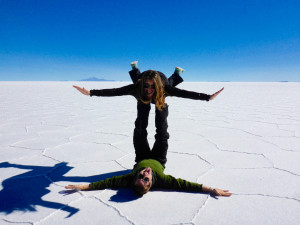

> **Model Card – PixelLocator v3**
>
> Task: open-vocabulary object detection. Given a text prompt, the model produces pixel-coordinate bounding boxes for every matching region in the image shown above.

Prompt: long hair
[138,70,165,110]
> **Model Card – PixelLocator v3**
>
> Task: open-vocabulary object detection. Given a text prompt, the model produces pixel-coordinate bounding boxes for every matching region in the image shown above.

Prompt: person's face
[144,79,155,99]
[135,167,153,188]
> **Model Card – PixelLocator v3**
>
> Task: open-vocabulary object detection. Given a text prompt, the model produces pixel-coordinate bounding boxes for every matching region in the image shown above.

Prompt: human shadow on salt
[108,187,213,203]
[62,187,139,203]
[0,161,131,217]
[108,189,139,202]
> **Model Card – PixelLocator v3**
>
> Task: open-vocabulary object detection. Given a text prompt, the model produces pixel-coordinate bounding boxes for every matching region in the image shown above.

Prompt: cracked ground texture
[0,81,300,225]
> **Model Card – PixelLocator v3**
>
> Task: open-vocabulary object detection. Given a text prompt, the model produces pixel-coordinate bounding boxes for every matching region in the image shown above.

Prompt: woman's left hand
[209,87,224,101]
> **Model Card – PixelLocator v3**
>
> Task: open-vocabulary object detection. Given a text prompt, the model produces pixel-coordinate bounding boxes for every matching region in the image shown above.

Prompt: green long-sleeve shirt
[90,159,203,192]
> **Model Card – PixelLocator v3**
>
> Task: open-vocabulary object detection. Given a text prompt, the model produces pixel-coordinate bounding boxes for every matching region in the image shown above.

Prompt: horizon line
[0,80,299,83]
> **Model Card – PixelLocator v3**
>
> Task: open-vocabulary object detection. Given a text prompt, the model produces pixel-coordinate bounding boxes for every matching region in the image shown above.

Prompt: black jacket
[90,83,211,101]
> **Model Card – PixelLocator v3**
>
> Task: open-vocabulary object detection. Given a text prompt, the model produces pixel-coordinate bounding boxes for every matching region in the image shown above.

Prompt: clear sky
[0,0,299,81]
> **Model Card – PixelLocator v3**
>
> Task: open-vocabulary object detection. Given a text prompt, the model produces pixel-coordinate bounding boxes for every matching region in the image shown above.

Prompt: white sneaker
[175,66,184,74]
[131,61,138,68]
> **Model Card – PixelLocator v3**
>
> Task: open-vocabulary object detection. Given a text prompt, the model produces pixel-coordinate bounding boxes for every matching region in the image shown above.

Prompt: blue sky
[0,0,299,81]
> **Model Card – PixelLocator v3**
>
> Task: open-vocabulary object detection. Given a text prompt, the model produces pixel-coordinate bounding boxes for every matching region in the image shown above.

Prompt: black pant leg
[151,105,170,166]
[134,101,151,163]
[168,73,184,87]
[129,68,141,84]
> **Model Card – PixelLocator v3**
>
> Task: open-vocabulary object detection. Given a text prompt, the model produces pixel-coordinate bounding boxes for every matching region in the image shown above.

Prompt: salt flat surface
[1,81,300,225]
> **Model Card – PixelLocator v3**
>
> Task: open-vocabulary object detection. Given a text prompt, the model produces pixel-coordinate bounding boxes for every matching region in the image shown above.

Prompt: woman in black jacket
[73,66,223,164]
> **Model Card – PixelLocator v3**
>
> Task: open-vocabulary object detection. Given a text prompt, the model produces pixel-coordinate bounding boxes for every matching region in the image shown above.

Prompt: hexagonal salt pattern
[1,81,300,225]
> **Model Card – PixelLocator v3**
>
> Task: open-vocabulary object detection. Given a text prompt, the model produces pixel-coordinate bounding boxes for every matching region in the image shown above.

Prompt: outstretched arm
[73,85,90,96]
[73,84,135,97]
[65,174,131,191]
[165,86,224,101]
[209,87,224,101]
[159,174,232,197]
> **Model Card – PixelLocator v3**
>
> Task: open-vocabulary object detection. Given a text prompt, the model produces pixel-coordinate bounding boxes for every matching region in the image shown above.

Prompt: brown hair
[137,70,165,110]
[132,183,151,197]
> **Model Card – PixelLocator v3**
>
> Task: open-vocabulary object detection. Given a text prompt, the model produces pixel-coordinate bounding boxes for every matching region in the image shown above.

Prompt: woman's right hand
[73,85,90,96]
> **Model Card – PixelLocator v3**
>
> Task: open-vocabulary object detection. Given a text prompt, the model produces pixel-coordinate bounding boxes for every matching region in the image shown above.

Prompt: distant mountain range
[78,77,115,81]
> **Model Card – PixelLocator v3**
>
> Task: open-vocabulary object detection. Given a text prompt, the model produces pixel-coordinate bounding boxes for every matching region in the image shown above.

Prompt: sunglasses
[137,174,150,182]
[144,83,155,89]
